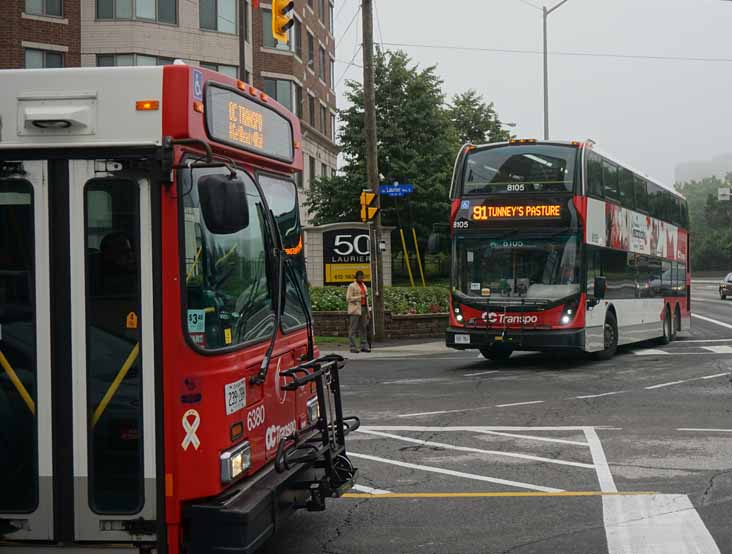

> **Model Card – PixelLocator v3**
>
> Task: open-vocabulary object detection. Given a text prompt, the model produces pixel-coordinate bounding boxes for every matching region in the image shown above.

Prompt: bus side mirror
[198,174,249,234]
[594,276,607,300]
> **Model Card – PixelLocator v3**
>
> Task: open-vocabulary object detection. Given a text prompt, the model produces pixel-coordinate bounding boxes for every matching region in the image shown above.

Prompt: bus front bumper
[446,326,585,352]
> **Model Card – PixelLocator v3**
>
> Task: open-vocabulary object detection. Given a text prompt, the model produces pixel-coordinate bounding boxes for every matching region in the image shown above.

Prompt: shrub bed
[310,286,449,315]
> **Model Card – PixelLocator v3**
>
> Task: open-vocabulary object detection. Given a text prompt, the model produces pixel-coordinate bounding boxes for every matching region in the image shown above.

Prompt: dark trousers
[348,311,369,349]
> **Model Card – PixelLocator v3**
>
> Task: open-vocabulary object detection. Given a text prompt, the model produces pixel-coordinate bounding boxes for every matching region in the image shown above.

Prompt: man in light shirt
[346,271,370,353]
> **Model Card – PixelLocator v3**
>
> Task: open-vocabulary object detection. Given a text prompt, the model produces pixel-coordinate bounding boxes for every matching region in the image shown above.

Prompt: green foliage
[447,90,513,145]
[676,175,732,270]
[310,285,449,314]
[305,49,513,237]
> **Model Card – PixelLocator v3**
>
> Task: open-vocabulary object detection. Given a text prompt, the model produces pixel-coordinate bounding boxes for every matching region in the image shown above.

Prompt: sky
[333,0,732,185]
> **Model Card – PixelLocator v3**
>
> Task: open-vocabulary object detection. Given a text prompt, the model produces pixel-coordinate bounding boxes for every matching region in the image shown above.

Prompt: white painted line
[358,429,595,469]
[584,427,617,493]
[677,428,732,433]
[382,377,453,385]
[463,370,500,377]
[351,484,392,495]
[680,338,732,343]
[702,345,732,354]
[645,379,688,390]
[466,429,589,447]
[348,452,564,493]
[702,372,731,380]
[574,391,627,400]
[397,407,491,418]
[362,425,617,432]
[632,349,670,356]
[495,400,545,408]
[692,312,732,330]
[603,494,721,554]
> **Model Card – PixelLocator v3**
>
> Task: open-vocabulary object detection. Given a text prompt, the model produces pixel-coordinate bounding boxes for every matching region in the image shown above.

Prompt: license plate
[455,334,470,344]
[225,378,246,416]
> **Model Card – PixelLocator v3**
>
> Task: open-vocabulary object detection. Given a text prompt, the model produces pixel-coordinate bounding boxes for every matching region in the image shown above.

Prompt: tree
[447,90,513,145]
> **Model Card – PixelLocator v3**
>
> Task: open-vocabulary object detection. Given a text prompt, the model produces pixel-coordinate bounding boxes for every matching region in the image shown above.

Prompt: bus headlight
[454,305,464,323]
[220,441,251,484]
[561,296,581,325]
[307,397,320,424]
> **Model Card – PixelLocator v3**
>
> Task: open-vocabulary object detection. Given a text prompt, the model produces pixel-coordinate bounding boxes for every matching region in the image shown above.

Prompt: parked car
[719,273,732,300]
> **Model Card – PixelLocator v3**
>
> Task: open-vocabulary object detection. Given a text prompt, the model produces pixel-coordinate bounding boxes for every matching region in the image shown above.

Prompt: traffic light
[360,190,379,222]
[272,0,295,44]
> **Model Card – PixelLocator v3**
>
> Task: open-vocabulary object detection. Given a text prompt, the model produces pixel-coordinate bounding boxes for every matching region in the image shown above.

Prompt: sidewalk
[320,338,455,359]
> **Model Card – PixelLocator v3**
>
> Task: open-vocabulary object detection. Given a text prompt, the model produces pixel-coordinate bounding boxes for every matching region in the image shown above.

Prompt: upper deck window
[26,0,62,17]
[462,144,577,195]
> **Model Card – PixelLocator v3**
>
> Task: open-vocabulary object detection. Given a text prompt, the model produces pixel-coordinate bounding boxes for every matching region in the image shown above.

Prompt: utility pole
[541,0,570,140]
[362,0,385,341]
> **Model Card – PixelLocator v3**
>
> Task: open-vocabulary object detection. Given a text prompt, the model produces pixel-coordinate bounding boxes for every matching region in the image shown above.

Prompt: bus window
[0,178,37,513]
[599,249,635,299]
[259,174,310,332]
[586,151,603,198]
[646,182,662,221]
[637,255,662,298]
[634,176,649,213]
[602,159,619,202]
[84,179,143,514]
[181,167,275,350]
[661,260,673,296]
[619,168,635,210]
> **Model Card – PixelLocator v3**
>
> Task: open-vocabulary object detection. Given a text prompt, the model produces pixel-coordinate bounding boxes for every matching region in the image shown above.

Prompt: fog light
[307,397,320,424]
[560,315,571,324]
[220,441,251,483]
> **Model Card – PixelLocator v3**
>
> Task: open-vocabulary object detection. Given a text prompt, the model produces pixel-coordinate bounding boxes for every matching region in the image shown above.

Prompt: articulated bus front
[446,141,587,360]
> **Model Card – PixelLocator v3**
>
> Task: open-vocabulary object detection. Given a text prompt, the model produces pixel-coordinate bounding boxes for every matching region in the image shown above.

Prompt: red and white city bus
[0,64,357,554]
[446,139,690,360]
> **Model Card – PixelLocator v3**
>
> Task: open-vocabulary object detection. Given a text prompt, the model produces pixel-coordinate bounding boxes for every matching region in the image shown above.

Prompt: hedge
[310,286,449,315]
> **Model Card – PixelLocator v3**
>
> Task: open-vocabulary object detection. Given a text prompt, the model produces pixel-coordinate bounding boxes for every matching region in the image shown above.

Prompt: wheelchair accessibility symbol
[193,70,203,100]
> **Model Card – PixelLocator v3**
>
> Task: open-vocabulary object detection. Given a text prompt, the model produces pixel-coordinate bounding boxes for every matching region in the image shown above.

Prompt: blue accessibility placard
[193,69,204,100]
[379,184,414,197]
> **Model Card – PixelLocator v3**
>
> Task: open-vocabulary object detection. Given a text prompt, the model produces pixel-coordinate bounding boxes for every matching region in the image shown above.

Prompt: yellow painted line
[0,349,35,416]
[343,491,657,499]
[91,342,140,428]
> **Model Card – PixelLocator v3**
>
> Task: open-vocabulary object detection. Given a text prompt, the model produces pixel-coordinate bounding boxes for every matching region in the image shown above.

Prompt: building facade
[252,0,338,225]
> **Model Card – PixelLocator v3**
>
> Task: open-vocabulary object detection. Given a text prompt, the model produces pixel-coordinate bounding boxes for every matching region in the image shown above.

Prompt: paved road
[261,282,732,554]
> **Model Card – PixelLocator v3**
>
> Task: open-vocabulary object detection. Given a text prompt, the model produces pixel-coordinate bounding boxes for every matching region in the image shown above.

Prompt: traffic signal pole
[362,0,385,341]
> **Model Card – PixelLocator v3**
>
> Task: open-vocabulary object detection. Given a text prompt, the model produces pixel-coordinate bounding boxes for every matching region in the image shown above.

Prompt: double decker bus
[446,139,690,360]
[0,64,357,554]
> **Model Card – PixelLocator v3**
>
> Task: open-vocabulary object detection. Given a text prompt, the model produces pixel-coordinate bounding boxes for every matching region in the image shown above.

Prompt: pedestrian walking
[346,270,371,353]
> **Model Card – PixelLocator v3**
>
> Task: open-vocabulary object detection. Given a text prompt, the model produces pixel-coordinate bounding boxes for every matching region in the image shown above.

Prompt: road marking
[495,400,545,408]
[348,452,563,493]
[463,370,500,377]
[702,372,731,379]
[362,426,620,432]
[584,427,617,493]
[382,377,454,385]
[678,338,732,343]
[397,407,491,418]
[603,494,721,554]
[574,391,627,399]
[358,429,595,469]
[351,484,392,495]
[633,348,670,356]
[471,429,589,447]
[677,428,732,433]
[344,491,656,499]
[645,379,688,390]
[692,313,732,330]
[702,345,732,354]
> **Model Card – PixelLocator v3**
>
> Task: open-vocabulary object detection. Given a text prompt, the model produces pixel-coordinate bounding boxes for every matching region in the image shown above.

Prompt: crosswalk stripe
[701,345,732,354]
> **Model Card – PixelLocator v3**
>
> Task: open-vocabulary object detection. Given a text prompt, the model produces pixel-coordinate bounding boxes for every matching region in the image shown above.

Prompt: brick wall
[314,311,449,340]
[0,0,81,69]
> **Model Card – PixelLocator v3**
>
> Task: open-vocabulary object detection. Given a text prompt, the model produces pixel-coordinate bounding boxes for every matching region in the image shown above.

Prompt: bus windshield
[453,234,580,302]
[463,144,577,195]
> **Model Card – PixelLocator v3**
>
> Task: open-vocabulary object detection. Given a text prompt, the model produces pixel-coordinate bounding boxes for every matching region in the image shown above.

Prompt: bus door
[0,158,158,544]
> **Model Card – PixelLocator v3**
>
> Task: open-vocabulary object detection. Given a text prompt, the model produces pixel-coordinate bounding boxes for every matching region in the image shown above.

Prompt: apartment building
[0,0,81,69]
[252,0,338,224]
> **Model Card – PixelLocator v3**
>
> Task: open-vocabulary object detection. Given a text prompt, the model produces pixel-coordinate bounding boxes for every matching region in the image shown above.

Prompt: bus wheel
[480,346,513,361]
[658,306,673,345]
[594,312,618,360]
[673,306,681,338]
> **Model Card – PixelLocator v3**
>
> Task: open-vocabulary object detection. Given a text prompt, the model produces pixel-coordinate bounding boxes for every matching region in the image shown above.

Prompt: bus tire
[673,305,681,338]
[480,346,513,361]
[594,311,618,360]
[721,291,726,300]
[658,306,673,345]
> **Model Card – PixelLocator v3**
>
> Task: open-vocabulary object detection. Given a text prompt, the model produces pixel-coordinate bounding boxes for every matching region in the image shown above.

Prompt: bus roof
[467,139,684,201]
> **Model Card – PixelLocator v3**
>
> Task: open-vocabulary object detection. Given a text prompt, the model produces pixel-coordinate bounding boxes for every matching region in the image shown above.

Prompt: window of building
[308,95,316,128]
[330,113,336,140]
[318,46,326,80]
[307,0,313,9]
[97,53,173,66]
[294,83,303,118]
[262,9,293,50]
[320,104,327,134]
[293,18,303,58]
[96,0,176,23]
[329,57,335,88]
[26,0,63,17]
[309,156,316,188]
[263,78,293,112]
[200,0,236,33]
[25,49,63,69]
[243,70,250,83]
[199,62,238,79]
[321,163,327,177]
[331,167,336,178]
[318,0,324,21]
[243,0,249,41]
[307,32,315,69]
[329,2,334,32]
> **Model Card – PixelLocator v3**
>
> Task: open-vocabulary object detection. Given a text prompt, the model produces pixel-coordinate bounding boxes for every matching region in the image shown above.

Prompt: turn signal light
[237,80,247,91]
[510,138,537,144]
[193,101,204,113]
[136,100,159,111]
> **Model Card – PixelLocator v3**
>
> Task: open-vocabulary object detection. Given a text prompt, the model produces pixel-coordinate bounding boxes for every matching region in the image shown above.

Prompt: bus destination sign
[454,198,572,230]
[472,204,561,221]
[206,85,294,162]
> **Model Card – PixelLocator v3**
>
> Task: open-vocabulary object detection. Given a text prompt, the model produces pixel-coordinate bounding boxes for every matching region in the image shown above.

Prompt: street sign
[379,183,414,197]
[360,190,379,222]
[718,187,730,201]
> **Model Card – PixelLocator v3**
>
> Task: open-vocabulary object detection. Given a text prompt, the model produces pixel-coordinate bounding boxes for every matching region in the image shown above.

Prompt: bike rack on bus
[273,354,359,511]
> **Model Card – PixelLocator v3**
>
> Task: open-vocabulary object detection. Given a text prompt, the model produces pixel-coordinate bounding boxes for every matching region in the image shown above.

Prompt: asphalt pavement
[261,281,732,554]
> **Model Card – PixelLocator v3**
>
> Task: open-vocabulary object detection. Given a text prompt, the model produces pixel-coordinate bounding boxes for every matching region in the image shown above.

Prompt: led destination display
[472,204,561,220]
